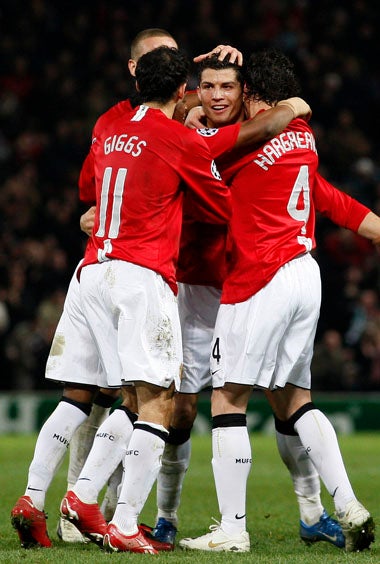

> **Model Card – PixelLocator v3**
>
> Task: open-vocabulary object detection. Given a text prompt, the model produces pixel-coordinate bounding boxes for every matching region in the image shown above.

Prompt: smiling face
[197,67,245,127]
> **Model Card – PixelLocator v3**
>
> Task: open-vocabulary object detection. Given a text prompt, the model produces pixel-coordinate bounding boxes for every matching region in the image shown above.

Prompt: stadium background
[0,0,379,431]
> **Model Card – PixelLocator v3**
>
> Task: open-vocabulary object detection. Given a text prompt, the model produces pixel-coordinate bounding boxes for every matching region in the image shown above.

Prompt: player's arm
[180,134,231,224]
[313,172,370,232]
[357,212,380,245]
[78,151,96,204]
[234,97,311,151]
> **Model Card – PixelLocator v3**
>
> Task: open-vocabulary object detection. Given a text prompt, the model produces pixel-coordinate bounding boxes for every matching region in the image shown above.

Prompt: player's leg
[80,260,182,553]
[269,254,374,552]
[179,382,251,552]
[264,389,345,548]
[98,387,138,522]
[58,387,120,543]
[180,256,318,552]
[152,284,221,544]
[11,385,96,548]
[150,392,195,544]
[60,401,137,545]
[104,382,175,554]
[272,387,374,551]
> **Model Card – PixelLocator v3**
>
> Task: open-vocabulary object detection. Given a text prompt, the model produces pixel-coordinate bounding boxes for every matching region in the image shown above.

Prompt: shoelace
[208,517,221,534]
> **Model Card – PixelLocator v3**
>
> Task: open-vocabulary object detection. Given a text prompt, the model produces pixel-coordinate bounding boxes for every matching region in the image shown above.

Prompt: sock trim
[94,390,118,408]
[167,425,192,445]
[115,405,138,424]
[274,414,299,436]
[134,422,168,441]
[212,413,246,429]
[287,402,316,429]
[61,396,92,416]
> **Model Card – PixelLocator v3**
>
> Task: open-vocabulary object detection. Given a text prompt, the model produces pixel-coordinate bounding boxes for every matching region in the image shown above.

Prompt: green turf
[0,432,378,563]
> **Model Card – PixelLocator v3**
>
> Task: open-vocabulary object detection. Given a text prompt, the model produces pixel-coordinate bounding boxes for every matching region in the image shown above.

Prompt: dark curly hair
[197,53,245,90]
[135,46,190,104]
[245,48,301,105]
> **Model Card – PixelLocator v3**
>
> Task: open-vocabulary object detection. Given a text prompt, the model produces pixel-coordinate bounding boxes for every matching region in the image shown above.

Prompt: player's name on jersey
[104,134,146,157]
[254,130,317,171]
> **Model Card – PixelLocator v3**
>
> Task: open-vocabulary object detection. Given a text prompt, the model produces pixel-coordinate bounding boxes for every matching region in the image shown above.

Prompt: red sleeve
[79,100,133,205]
[78,151,96,205]
[179,131,231,224]
[314,172,370,232]
[197,123,241,159]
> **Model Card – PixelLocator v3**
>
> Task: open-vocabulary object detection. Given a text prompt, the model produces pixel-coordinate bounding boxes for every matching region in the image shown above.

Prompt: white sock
[67,404,110,487]
[156,439,191,526]
[276,431,324,525]
[212,426,251,535]
[25,401,88,510]
[73,408,133,504]
[100,462,124,522]
[113,423,167,535]
[294,409,355,514]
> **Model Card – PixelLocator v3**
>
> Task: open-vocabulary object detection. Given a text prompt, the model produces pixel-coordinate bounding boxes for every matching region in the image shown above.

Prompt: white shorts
[178,283,221,393]
[211,253,321,390]
[79,260,182,389]
[45,260,109,388]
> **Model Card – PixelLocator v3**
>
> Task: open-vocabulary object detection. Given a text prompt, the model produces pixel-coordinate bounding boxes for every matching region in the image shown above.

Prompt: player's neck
[144,100,177,119]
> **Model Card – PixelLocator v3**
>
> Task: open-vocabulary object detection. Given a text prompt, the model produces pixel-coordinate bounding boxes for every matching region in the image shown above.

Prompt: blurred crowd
[0,0,379,391]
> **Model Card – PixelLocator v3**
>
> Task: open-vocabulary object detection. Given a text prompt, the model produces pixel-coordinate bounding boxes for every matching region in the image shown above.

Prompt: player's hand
[193,44,243,65]
[185,106,207,129]
[80,206,96,236]
[277,97,312,121]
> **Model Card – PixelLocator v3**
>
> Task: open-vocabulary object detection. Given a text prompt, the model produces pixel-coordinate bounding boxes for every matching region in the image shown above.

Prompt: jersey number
[286,165,312,252]
[96,167,127,262]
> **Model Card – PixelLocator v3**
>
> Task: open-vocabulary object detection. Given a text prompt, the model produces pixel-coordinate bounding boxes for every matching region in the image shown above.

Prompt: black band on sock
[60,396,92,416]
[115,405,138,424]
[274,415,299,436]
[287,401,316,429]
[94,390,118,408]
[166,425,192,445]
[212,413,246,429]
[134,422,169,442]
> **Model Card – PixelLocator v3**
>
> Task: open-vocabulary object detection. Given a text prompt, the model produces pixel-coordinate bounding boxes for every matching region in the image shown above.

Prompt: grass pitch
[0,432,378,563]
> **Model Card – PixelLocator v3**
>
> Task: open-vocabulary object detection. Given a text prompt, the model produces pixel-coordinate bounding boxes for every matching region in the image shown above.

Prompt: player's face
[128,36,178,76]
[198,68,245,127]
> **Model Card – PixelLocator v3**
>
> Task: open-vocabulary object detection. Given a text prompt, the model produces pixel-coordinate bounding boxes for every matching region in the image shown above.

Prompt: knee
[171,394,197,429]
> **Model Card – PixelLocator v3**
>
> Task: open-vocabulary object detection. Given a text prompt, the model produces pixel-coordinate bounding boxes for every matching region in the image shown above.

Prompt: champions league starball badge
[197,128,219,137]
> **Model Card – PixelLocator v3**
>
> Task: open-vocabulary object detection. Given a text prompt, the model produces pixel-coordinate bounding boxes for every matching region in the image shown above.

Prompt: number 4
[287,165,312,251]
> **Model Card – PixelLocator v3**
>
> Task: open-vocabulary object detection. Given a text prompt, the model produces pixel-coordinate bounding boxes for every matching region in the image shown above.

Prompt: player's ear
[128,58,137,77]
[177,83,187,100]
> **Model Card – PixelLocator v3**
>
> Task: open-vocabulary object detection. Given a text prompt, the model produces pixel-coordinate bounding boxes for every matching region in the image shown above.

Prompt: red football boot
[104,522,158,554]
[11,495,52,548]
[60,490,106,545]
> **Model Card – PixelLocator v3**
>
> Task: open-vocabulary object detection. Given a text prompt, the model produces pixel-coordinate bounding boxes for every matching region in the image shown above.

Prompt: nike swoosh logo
[235,514,246,520]
[211,369,221,375]
[320,532,337,542]
[208,540,232,548]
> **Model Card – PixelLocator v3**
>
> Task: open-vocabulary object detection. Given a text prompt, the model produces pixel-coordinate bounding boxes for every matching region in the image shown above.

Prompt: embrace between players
[11,28,376,554]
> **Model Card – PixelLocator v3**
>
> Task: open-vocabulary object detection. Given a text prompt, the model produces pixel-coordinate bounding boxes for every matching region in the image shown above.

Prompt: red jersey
[176,125,240,288]
[221,118,370,304]
[81,105,231,294]
[79,99,134,205]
